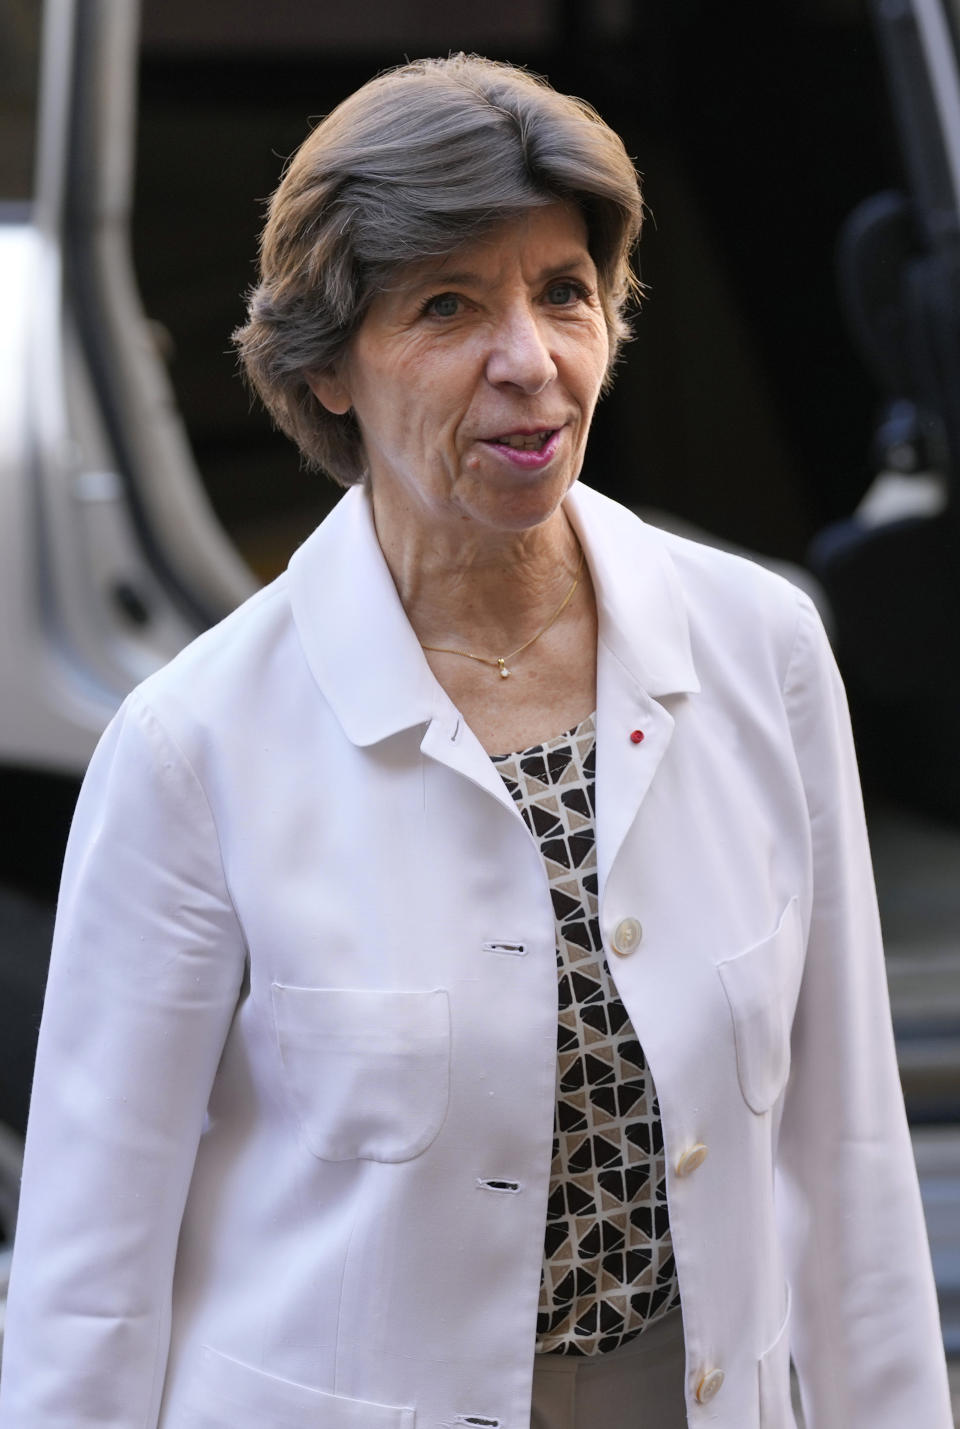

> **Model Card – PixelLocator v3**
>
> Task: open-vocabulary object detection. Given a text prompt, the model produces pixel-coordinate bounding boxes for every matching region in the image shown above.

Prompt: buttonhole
[451,718,461,742]
[476,1178,520,1193]
[451,1417,500,1427]
[482,941,526,956]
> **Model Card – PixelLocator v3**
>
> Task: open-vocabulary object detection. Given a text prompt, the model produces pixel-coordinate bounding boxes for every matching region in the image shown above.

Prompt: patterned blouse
[492,714,681,1356]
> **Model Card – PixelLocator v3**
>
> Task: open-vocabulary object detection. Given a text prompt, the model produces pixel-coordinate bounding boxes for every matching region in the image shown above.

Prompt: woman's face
[310,203,610,543]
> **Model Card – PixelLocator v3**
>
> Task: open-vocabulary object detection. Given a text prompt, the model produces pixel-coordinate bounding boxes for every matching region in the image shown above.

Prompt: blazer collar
[563,482,700,700]
[287,482,699,748]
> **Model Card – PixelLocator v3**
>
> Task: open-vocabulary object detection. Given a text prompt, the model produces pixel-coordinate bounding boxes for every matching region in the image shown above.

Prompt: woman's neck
[368,476,598,754]
[372,494,583,658]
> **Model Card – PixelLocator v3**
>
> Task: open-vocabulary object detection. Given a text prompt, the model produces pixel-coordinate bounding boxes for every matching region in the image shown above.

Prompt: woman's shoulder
[573,482,824,667]
[656,521,832,700]
[655,520,815,617]
[129,571,305,744]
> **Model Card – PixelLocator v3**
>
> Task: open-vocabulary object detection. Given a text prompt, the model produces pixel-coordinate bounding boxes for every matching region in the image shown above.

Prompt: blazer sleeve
[0,694,247,1429]
[776,592,952,1428]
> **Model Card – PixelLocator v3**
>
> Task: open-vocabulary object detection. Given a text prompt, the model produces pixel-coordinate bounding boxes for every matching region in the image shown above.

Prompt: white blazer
[0,483,951,1429]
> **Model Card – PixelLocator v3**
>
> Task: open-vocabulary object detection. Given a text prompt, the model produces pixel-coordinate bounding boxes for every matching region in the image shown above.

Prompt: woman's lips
[481,428,562,469]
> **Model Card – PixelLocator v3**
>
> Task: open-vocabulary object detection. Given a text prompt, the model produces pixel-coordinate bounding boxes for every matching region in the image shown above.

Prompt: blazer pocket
[272,984,450,1161]
[758,1287,796,1428]
[179,1344,415,1428]
[717,898,804,1114]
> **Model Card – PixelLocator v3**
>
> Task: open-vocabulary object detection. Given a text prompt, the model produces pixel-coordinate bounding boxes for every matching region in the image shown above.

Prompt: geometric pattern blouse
[492,714,682,1356]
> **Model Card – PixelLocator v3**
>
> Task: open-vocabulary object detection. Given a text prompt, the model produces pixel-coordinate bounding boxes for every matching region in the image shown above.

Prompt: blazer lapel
[288,486,443,746]
[288,486,521,814]
[563,484,701,894]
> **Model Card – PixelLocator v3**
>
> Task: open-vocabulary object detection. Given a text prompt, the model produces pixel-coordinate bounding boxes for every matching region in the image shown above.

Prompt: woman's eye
[545,280,587,306]
[423,292,462,318]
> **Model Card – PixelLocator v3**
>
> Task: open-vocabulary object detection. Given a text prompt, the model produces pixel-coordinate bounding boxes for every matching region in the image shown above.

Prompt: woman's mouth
[496,429,555,450]
[482,428,562,468]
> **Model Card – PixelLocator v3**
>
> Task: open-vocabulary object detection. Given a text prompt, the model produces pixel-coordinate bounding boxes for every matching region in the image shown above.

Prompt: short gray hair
[233,54,644,486]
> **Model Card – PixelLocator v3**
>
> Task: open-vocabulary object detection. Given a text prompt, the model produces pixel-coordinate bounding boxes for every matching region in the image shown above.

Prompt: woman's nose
[485,307,557,393]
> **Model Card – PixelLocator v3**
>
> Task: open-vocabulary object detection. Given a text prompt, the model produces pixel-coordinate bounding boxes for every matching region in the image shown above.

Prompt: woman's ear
[306,369,352,416]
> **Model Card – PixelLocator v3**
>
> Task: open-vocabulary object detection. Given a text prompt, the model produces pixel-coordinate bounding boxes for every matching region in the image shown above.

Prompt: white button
[696,1368,725,1404]
[676,1143,709,1177]
[611,917,643,956]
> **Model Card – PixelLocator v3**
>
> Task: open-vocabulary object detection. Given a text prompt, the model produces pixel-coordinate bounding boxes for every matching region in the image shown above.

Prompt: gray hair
[233,54,644,486]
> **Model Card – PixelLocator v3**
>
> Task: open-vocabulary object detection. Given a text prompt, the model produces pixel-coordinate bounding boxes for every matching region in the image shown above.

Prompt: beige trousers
[530,1310,688,1429]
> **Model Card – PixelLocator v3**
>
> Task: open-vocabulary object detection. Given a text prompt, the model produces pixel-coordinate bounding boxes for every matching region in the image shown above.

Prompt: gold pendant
[497,658,510,679]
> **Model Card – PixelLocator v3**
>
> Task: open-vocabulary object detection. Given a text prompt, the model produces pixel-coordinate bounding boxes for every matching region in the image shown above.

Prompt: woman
[0,54,951,1429]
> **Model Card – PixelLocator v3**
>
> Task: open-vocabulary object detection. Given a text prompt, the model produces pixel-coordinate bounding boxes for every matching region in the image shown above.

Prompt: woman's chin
[453,468,580,536]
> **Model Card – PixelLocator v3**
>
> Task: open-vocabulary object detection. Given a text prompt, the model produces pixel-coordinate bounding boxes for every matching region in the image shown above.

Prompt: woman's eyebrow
[414,269,484,290]
[403,254,595,294]
[537,256,596,281]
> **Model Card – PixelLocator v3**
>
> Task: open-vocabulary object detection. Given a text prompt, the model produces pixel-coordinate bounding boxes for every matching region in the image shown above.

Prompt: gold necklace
[421,549,584,679]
